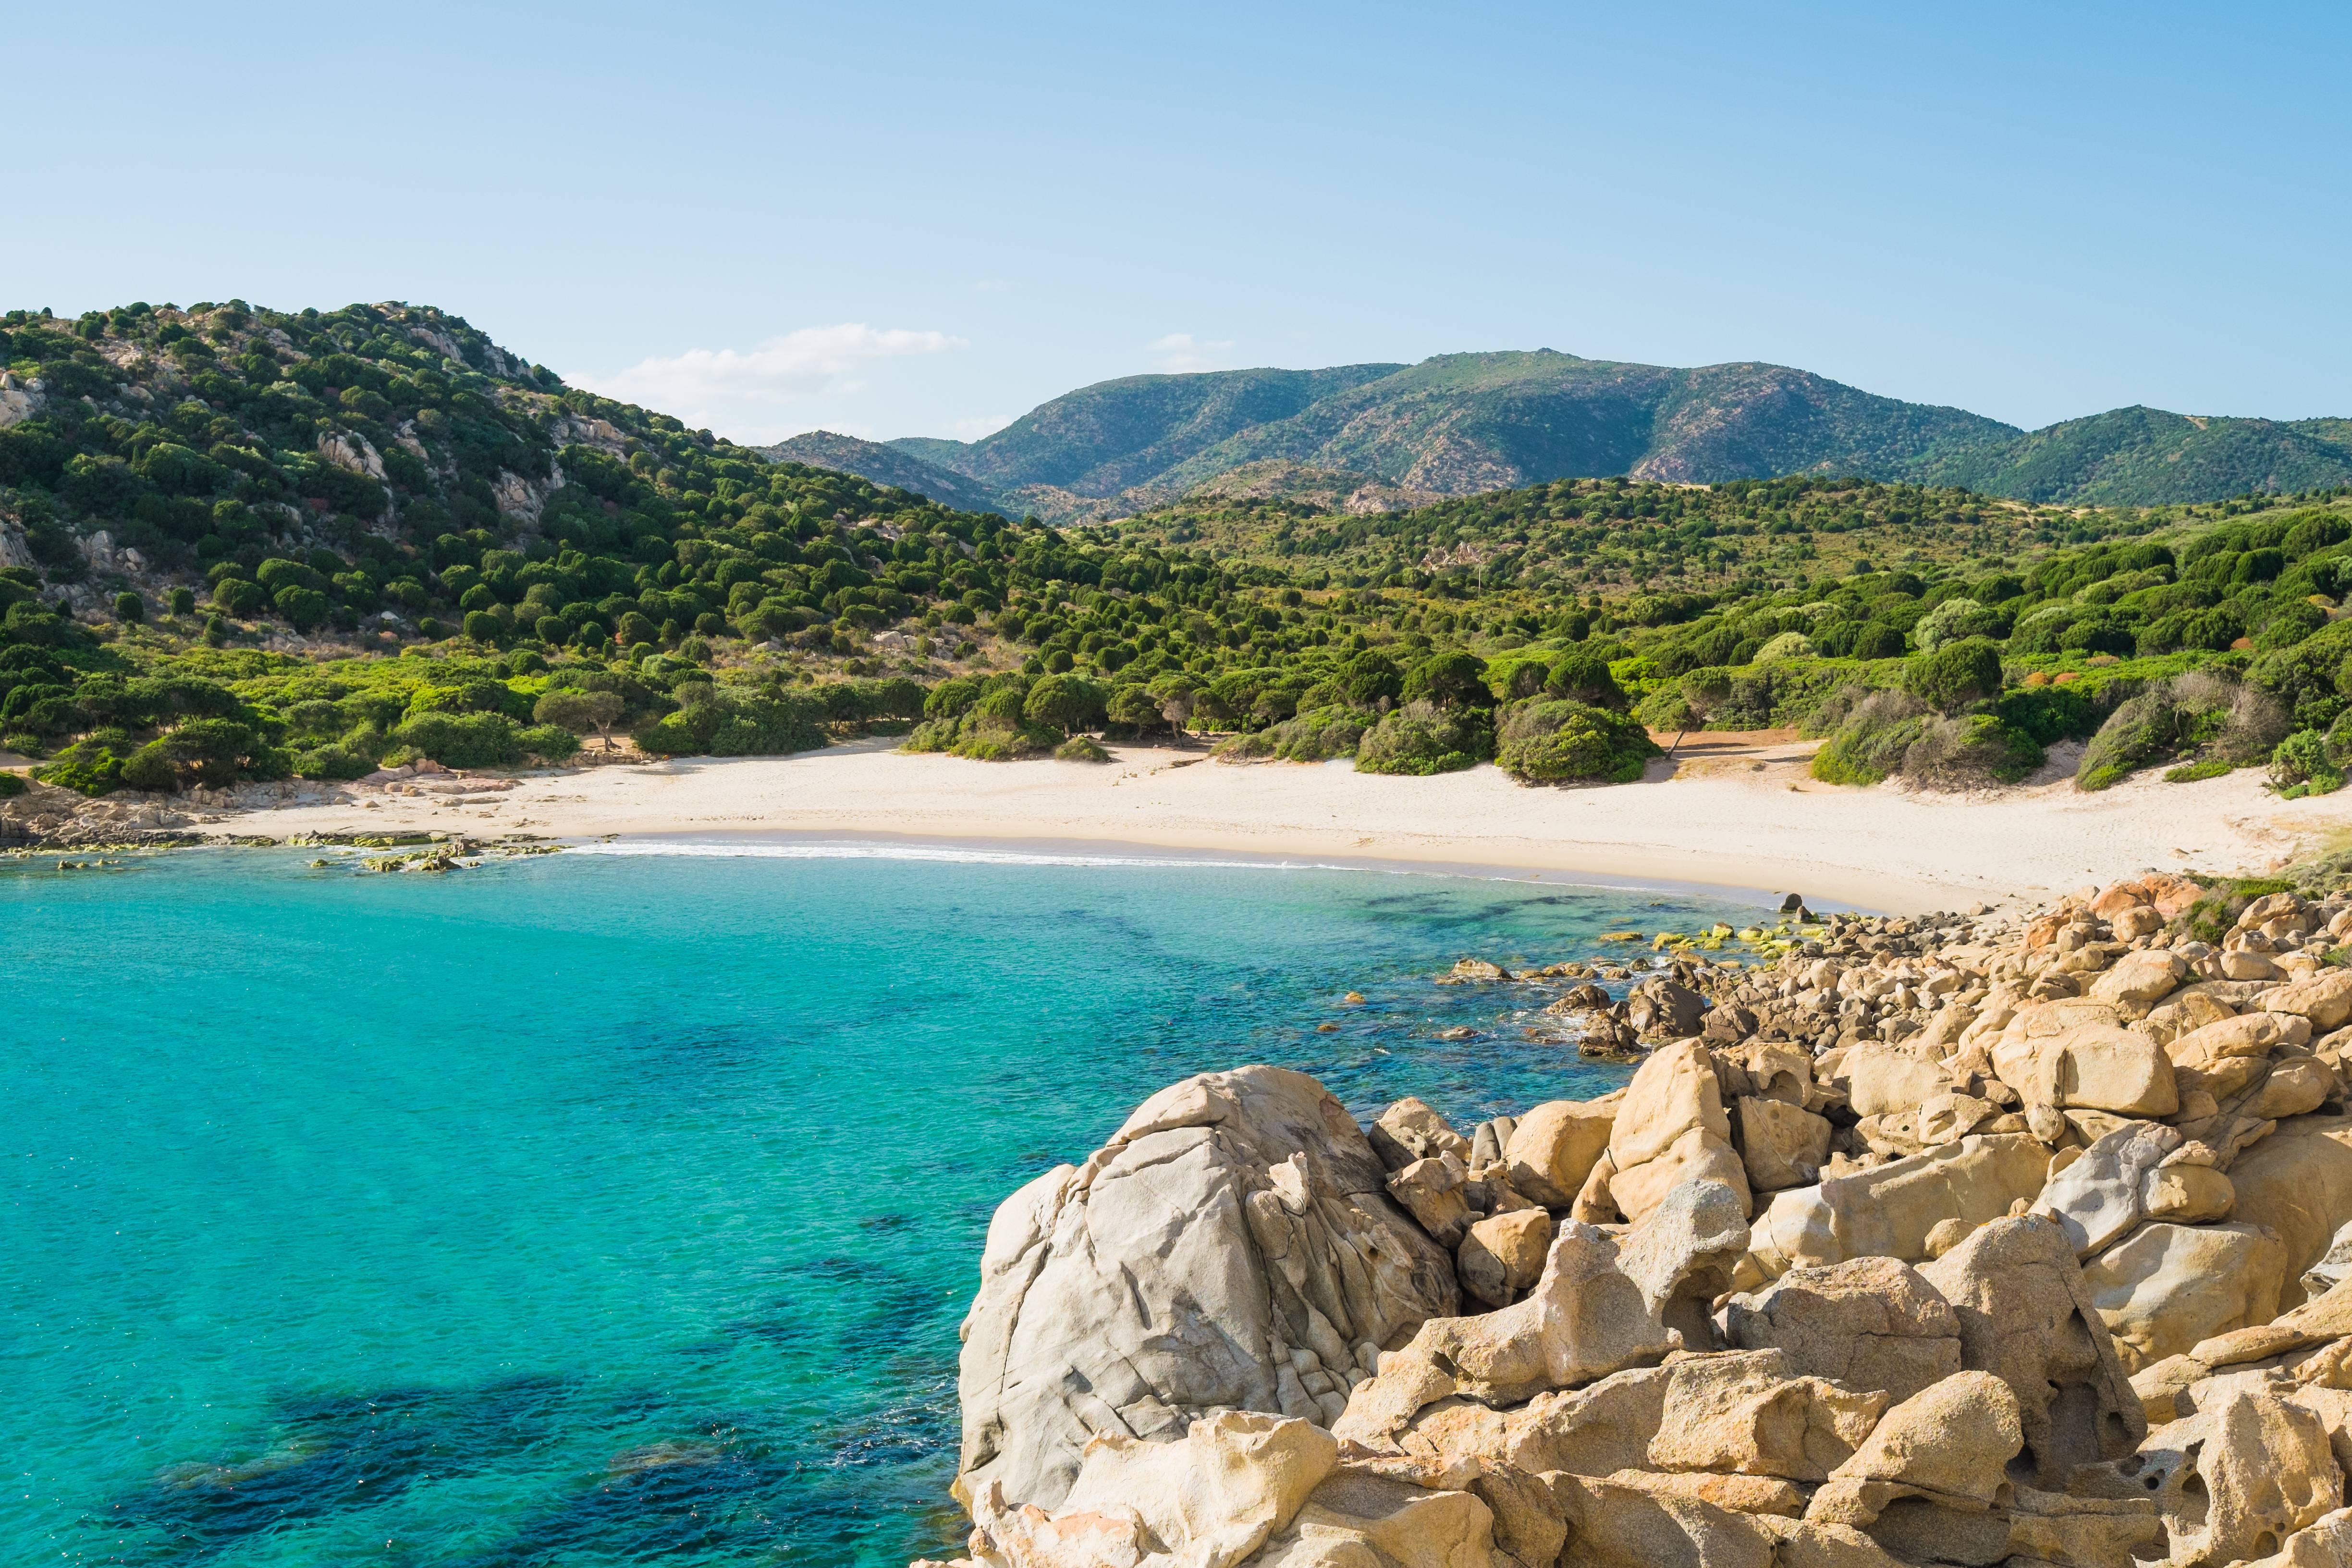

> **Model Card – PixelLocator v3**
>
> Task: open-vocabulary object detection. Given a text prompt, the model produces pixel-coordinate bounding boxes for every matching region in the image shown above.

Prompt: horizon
[14,3,2352,451]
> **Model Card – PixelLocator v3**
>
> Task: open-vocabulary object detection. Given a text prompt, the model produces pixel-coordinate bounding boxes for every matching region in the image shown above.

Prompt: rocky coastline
[922,866,2352,1568]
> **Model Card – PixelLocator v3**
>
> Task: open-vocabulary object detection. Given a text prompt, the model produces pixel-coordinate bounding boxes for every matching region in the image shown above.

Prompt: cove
[2,843,1764,1566]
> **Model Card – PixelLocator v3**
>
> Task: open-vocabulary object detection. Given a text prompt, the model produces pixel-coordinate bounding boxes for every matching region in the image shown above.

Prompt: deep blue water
[2,843,1765,1566]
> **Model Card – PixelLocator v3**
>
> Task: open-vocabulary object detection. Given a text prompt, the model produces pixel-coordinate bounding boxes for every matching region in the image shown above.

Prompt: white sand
[218,737,2352,914]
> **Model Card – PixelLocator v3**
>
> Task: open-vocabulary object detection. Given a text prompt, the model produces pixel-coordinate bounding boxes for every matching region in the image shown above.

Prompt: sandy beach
[203,732,2352,914]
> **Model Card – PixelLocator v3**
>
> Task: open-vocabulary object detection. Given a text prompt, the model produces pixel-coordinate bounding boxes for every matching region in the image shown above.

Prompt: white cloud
[951,413,1013,440]
[575,324,967,441]
[1148,332,1237,373]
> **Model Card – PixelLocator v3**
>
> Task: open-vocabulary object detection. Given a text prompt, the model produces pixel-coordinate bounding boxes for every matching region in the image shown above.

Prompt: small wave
[561,838,1351,872]
[552,838,1782,906]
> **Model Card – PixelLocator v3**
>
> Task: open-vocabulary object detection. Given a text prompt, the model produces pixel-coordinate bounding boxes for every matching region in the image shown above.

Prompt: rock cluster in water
[923,872,2352,1568]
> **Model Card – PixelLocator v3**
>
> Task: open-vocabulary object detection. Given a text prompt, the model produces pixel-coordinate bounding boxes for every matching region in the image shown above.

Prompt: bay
[1,843,1765,1566]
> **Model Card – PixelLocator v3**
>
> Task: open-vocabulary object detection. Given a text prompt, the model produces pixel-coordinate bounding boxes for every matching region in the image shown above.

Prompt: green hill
[8,293,2352,809]
[847,353,2352,522]
[1905,405,2352,504]
[756,429,1006,516]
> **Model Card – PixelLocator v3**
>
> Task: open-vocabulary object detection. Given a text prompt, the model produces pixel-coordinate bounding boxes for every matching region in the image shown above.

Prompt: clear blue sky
[13,2,2349,445]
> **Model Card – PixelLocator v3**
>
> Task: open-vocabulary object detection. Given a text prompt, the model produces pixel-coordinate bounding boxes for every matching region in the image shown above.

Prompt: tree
[1661,669,1731,756]
[1543,649,1625,710]
[1152,674,1200,741]
[1402,650,1491,710]
[113,591,143,623]
[1024,674,1106,737]
[535,688,624,751]
[1105,683,1163,737]
[1339,649,1403,710]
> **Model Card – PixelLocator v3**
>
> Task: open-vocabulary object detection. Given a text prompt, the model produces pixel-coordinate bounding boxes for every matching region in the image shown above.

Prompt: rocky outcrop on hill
[924,873,2352,1568]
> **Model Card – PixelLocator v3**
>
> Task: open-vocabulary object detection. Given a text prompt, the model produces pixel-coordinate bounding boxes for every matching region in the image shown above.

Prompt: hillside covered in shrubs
[5,298,2352,802]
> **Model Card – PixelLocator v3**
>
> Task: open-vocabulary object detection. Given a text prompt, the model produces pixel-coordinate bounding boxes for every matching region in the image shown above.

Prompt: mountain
[1905,405,2352,505]
[755,429,1006,516]
[893,364,1404,522]
[782,351,2352,523]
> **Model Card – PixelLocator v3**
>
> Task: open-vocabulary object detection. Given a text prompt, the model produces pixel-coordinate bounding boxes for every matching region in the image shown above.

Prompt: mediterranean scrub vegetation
[4,297,2352,797]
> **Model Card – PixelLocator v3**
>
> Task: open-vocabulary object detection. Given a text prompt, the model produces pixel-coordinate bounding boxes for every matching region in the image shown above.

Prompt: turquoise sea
[3,843,1767,1567]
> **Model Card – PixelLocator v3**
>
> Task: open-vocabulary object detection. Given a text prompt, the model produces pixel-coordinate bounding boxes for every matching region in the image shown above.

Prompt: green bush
[2165,758,2231,783]
[633,690,828,758]
[257,557,327,595]
[391,710,524,768]
[2271,728,2345,798]
[1911,596,2005,652]
[1751,631,1814,662]
[0,770,24,797]
[1215,707,1368,762]
[925,678,982,719]
[1811,691,1929,785]
[2077,690,2178,791]
[516,723,580,760]
[2175,669,2288,765]
[1903,637,2001,714]
[1853,623,1906,660]
[121,742,178,792]
[1355,700,1492,775]
[273,586,329,631]
[113,591,144,623]
[953,719,1059,760]
[166,587,194,617]
[1995,683,2099,744]
[292,744,375,781]
[1494,698,1659,784]
[2251,618,2352,730]
[213,577,268,617]
[1542,648,1626,709]
[1900,714,2045,790]
[1054,735,1111,762]
[901,718,958,753]
[33,738,126,796]
[2256,600,2328,650]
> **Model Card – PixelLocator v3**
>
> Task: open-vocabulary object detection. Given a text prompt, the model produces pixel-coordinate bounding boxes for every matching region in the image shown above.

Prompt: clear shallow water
[3,844,1765,1567]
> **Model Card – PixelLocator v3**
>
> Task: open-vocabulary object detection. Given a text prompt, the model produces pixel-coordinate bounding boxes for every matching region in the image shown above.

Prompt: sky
[12,2,2350,447]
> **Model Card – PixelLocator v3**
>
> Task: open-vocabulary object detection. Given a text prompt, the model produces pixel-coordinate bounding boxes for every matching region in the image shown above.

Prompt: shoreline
[561,828,1815,910]
[146,737,2352,915]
